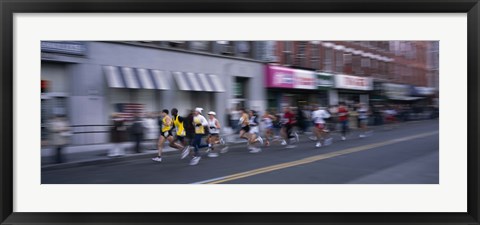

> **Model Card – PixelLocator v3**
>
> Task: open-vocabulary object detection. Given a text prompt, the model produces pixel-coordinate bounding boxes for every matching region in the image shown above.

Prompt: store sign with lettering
[316,72,334,88]
[265,65,316,89]
[335,74,373,91]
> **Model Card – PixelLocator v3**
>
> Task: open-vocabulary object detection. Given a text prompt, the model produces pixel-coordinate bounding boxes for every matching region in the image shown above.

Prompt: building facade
[41,41,266,145]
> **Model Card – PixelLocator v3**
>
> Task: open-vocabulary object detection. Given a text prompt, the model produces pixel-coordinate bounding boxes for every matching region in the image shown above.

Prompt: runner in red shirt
[281,107,299,148]
[338,102,349,141]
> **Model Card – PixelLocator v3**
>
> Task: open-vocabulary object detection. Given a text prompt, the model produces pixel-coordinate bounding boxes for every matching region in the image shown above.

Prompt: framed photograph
[1,0,479,224]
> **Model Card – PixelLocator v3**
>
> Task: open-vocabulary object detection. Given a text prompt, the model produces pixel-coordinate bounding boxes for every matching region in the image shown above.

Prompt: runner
[170,108,191,159]
[152,109,182,162]
[238,108,251,143]
[247,110,263,153]
[312,105,333,148]
[189,107,209,166]
[357,103,372,138]
[281,107,298,148]
[261,110,276,146]
[338,102,349,141]
[206,111,227,157]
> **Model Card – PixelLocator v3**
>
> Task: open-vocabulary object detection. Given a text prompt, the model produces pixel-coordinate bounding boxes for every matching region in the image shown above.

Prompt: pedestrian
[357,103,372,138]
[184,109,195,149]
[189,107,209,166]
[109,113,127,157]
[170,108,190,159]
[48,113,71,163]
[338,102,349,141]
[312,105,333,148]
[131,114,145,153]
[281,106,299,148]
[142,112,159,150]
[247,110,263,153]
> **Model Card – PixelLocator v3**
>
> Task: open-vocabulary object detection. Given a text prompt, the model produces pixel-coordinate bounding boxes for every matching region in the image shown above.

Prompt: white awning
[172,72,225,92]
[103,66,170,90]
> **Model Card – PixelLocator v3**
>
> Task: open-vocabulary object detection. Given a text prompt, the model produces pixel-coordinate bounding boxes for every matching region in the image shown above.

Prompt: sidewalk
[41,120,431,170]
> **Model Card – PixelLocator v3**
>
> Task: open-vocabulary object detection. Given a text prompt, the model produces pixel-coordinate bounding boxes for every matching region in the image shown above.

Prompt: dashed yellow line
[195,131,438,184]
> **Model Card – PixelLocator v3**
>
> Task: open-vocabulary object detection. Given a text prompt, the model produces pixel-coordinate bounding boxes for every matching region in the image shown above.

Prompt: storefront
[265,65,318,111]
[316,72,334,107]
[332,74,373,107]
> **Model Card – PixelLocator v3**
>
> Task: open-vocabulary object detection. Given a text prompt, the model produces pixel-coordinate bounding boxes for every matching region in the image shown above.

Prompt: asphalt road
[42,120,439,184]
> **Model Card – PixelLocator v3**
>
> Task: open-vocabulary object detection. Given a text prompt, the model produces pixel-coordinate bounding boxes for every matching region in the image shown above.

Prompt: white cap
[208,111,216,115]
[195,107,203,113]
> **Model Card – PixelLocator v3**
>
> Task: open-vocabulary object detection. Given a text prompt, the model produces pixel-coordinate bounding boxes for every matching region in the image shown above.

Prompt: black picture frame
[1,0,479,224]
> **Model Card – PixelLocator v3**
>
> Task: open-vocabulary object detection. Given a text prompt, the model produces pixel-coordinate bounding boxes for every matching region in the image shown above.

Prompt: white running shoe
[359,134,365,138]
[249,148,262,153]
[341,136,346,141]
[324,138,333,146]
[315,142,322,148]
[281,140,287,145]
[189,156,201,166]
[152,156,162,162]
[181,146,190,159]
[220,146,229,153]
[208,152,219,158]
[257,136,264,145]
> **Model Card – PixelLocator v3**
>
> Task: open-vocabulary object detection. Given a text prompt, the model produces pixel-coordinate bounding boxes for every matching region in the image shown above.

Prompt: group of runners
[151,102,373,166]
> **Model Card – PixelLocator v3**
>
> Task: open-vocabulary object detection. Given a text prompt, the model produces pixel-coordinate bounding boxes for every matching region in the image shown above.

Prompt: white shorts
[249,126,259,135]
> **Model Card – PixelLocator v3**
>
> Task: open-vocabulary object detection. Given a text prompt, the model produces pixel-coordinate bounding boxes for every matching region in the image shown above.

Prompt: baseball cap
[195,107,203,113]
[208,111,216,115]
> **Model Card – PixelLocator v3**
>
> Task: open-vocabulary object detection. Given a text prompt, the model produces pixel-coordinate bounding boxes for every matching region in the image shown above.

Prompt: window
[361,57,370,68]
[217,41,234,55]
[190,41,210,52]
[335,51,344,73]
[352,54,362,75]
[324,48,333,72]
[236,41,251,57]
[283,42,293,65]
[295,41,307,67]
[310,43,320,70]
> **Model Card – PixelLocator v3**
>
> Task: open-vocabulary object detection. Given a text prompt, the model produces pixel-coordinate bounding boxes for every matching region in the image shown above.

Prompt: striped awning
[172,71,225,92]
[103,66,170,90]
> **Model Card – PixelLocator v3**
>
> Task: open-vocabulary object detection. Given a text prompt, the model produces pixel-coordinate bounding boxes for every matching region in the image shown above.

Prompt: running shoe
[152,156,162,162]
[324,138,333,146]
[181,146,190,159]
[220,138,226,145]
[315,142,322,148]
[341,136,346,141]
[220,146,229,153]
[257,136,264,145]
[189,156,201,166]
[281,140,287,145]
[249,148,262,153]
[208,152,219,158]
[359,134,365,138]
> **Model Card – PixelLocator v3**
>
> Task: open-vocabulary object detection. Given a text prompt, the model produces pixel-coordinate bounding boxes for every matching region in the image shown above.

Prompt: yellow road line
[197,131,438,184]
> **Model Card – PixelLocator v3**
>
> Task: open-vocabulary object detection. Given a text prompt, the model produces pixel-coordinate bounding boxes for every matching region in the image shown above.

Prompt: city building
[267,41,438,108]
[41,41,266,145]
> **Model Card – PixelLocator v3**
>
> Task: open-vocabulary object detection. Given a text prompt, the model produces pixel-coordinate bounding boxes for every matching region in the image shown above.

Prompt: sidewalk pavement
[41,120,429,171]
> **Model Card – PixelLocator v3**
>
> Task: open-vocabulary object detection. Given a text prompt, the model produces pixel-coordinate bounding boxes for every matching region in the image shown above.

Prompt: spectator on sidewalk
[131,114,145,153]
[48,113,71,163]
[142,112,159,149]
[109,113,127,157]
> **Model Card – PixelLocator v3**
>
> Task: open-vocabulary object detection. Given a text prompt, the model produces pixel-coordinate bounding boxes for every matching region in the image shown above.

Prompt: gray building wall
[43,41,266,145]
